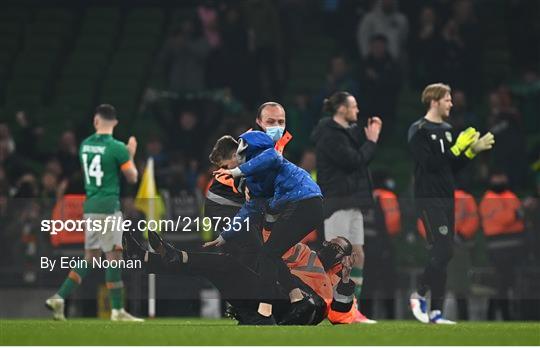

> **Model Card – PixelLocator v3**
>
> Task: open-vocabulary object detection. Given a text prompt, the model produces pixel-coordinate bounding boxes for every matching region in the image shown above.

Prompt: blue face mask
[265,126,285,142]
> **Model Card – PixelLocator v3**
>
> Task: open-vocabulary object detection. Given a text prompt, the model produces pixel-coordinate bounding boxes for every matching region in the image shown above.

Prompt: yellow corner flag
[134,158,165,236]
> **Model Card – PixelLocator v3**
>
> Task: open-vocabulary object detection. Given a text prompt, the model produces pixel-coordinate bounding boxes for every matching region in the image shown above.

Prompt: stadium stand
[0,0,538,321]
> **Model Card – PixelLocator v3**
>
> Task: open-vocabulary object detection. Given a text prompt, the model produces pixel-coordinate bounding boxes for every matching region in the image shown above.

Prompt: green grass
[0,319,539,345]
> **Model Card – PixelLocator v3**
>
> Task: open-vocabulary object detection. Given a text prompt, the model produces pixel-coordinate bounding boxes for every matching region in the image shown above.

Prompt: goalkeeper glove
[450,127,479,156]
[465,132,495,159]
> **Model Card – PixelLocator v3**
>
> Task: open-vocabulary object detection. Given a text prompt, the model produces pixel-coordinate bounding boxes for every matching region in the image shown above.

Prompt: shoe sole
[430,321,457,325]
[111,318,145,322]
[44,301,65,321]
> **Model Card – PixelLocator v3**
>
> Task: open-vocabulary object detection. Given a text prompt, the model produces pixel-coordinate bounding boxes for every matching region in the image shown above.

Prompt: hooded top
[221,131,322,240]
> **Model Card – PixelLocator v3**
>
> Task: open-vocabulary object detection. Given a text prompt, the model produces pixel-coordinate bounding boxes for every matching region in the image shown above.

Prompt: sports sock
[106,267,124,310]
[350,267,364,303]
[57,263,92,299]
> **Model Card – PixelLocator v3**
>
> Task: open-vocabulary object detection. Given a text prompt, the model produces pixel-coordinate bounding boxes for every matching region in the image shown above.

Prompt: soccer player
[46,104,143,322]
[407,83,494,324]
[312,91,381,323]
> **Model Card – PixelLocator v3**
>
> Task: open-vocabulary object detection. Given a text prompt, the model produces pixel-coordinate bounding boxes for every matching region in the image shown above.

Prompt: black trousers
[147,251,279,302]
[417,204,455,311]
[257,197,324,297]
[203,196,323,299]
[146,250,325,324]
[205,199,263,270]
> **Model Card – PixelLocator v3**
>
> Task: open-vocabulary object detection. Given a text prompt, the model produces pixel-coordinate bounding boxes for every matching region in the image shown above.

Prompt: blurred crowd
[0,0,539,318]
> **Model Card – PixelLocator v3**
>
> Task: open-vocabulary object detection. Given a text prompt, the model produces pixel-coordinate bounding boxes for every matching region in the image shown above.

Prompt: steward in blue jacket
[219,131,321,240]
[206,130,324,325]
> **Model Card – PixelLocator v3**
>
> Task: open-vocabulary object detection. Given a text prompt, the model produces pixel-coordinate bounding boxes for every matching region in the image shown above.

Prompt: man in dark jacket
[312,91,381,322]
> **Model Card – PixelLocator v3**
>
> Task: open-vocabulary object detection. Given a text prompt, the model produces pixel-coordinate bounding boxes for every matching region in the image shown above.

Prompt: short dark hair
[256,102,285,119]
[95,104,117,120]
[322,91,352,115]
[209,135,238,166]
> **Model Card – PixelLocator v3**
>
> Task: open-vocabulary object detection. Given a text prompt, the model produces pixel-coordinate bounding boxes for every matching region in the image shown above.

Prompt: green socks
[105,267,124,310]
[57,261,124,310]
[57,265,124,309]
[350,267,364,302]
[58,265,92,299]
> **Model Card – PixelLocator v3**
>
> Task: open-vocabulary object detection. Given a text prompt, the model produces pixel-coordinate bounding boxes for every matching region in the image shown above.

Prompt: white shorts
[324,209,364,246]
[84,211,123,252]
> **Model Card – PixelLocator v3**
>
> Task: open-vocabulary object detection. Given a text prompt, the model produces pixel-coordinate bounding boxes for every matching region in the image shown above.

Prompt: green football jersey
[80,133,131,214]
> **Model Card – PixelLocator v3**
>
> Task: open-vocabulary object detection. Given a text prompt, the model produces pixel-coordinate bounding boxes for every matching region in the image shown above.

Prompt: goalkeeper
[407,83,494,324]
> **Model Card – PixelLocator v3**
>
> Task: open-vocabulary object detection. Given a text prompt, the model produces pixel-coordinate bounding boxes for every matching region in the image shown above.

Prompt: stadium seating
[99,7,164,117]
[52,8,120,113]
[2,8,73,113]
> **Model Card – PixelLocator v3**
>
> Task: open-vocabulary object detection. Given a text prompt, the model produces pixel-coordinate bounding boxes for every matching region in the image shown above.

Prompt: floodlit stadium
[0,0,539,346]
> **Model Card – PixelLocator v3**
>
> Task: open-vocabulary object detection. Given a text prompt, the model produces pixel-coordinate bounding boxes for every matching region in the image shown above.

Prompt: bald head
[256,102,286,131]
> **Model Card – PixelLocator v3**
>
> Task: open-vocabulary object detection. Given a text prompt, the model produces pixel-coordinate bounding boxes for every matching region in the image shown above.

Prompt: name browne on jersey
[82,145,106,154]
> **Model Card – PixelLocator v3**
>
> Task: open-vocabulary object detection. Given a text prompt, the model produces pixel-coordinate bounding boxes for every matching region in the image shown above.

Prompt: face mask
[265,126,285,142]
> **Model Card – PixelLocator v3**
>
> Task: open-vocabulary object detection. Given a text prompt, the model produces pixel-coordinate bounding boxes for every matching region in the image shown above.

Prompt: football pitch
[1,319,539,345]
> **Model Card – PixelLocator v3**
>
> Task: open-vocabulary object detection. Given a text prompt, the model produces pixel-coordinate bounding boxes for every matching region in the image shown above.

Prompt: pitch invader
[407,84,494,324]
[46,104,143,321]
